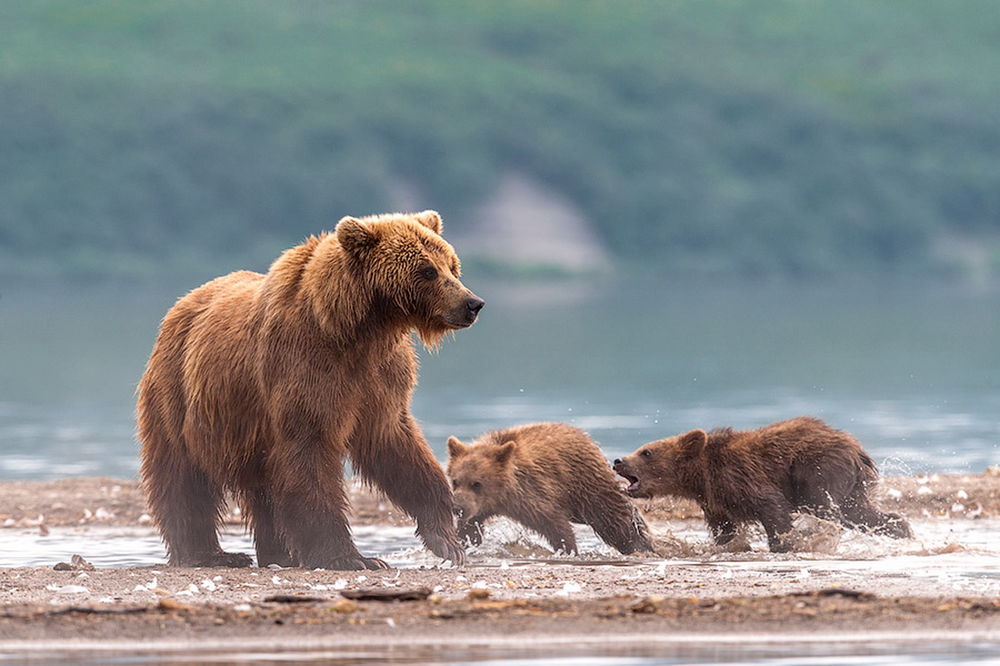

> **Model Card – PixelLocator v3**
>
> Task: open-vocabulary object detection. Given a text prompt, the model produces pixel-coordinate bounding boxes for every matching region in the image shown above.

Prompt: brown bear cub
[614,417,911,552]
[447,423,653,555]
[137,210,482,570]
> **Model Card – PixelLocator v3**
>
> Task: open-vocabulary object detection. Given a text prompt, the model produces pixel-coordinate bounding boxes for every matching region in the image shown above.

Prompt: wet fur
[448,423,653,555]
[615,417,912,552]
[137,211,479,569]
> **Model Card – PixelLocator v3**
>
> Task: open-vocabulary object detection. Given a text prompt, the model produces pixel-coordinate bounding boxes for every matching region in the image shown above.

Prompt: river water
[1,281,998,665]
[0,281,997,479]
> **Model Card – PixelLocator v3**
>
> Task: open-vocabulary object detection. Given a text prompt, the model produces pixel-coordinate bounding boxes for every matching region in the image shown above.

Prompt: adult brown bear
[137,211,482,570]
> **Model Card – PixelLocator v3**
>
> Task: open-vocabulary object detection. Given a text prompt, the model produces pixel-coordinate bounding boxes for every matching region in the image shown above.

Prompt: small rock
[71,554,95,570]
[631,596,663,614]
[467,588,490,600]
[158,598,192,612]
[332,598,359,613]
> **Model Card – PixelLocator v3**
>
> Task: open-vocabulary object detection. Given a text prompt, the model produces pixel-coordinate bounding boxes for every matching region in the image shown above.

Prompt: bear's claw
[322,555,390,571]
[422,531,466,566]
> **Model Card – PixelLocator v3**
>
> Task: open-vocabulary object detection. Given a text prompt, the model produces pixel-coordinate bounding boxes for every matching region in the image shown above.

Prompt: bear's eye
[640,450,651,458]
[471,481,482,492]
[419,266,438,281]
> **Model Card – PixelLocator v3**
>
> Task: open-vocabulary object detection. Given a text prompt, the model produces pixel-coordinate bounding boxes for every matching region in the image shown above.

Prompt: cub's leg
[842,493,913,538]
[705,511,749,551]
[458,514,493,547]
[523,514,577,555]
[752,493,796,553]
[582,494,654,554]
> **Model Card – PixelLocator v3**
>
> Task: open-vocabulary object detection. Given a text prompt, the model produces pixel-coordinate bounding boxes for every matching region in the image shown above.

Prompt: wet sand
[1,473,999,654]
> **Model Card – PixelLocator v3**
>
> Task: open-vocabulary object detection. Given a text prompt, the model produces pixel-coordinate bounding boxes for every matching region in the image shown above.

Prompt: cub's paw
[457,521,484,547]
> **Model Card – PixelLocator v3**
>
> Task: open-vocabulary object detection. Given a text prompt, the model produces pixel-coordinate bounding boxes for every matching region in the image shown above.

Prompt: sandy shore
[2,470,998,529]
[1,473,998,653]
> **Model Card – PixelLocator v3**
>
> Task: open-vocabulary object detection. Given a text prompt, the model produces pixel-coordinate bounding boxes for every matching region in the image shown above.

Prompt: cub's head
[446,435,517,520]
[335,210,484,347]
[613,429,707,499]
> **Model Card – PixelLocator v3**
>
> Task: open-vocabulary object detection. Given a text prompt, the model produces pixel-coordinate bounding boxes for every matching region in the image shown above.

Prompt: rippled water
[8,639,1000,665]
[0,282,997,480]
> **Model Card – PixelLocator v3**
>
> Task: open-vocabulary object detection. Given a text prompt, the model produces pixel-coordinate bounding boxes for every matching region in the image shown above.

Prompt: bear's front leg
[704,511,749,551]
[351,417,466,565]
[753,494,795,553]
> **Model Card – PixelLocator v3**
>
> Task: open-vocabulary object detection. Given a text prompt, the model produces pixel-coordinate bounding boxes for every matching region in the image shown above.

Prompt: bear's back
[491,422,614,485]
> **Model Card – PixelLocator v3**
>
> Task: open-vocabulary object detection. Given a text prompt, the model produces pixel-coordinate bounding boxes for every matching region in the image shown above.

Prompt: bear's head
[446,435,517,521]
[613,429,707,499]
[335,210,484,347]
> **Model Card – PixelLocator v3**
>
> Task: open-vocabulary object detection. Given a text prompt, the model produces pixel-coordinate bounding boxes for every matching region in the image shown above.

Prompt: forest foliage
[1,0,999,282]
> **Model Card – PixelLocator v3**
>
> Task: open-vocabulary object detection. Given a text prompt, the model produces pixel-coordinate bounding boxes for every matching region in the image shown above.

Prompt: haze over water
[0,280,997,480]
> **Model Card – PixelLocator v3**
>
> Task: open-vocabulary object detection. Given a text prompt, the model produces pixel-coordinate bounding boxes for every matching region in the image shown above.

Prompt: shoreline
[1,473,998,651]
[2,470,998,530]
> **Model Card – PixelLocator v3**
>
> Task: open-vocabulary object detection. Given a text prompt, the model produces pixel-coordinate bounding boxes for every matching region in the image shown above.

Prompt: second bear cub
[447,422,652,555]
[614,417,912,552]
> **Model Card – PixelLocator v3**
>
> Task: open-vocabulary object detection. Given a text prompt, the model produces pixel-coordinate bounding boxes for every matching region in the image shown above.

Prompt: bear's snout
[466,297,485,317]
[457,295,484,325]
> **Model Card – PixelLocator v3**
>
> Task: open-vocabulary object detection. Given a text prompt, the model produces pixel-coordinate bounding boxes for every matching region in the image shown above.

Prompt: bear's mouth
[618,472,641,495]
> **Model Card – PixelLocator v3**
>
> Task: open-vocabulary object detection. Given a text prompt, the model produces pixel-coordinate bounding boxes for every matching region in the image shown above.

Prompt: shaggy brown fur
[137,210,483,570]
[447,423,653,555]
[614,417,912,552]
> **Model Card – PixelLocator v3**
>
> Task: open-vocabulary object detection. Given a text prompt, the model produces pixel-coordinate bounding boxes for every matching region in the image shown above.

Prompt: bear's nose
[613,458,622,467]
[466,297,485,315]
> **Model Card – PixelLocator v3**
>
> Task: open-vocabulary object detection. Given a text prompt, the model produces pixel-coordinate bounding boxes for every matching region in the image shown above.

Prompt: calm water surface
[0,281,998,479]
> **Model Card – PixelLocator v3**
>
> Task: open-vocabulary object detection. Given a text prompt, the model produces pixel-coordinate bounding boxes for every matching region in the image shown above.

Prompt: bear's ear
[495,440,516,466]
[679,429,708,451]
[413,210,442,235]
[336,216,377,255]
[447,436,468,459]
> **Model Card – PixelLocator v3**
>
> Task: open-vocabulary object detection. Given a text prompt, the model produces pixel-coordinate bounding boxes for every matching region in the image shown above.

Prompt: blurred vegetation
[1,0,999,283]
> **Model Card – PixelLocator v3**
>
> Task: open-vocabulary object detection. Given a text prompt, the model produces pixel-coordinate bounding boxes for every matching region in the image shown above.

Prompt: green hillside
[1,1,999,282]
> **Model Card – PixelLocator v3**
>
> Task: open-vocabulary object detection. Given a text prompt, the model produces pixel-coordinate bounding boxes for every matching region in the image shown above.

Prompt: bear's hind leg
[753,493,796,553]
[841,495,913,539]
[583,496,653,555]
[245,490,294,567]
[525,515,577,555]
[143,455,252,568]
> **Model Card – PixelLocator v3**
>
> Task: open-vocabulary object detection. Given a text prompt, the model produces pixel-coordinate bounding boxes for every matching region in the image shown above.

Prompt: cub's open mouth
[618,472,641,494]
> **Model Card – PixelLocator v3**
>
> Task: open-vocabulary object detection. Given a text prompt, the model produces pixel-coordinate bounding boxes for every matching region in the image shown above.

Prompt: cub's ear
[679,429,708,451]
[413,210,442,235]
[495,440,516,466]
[336,216,377,254]
[447,436,468,459]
